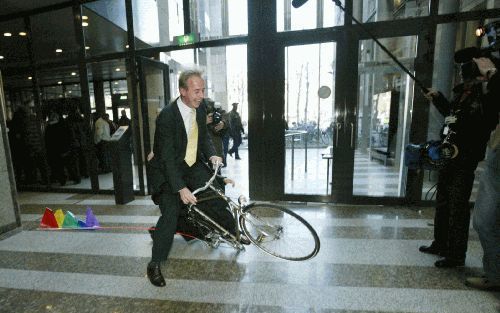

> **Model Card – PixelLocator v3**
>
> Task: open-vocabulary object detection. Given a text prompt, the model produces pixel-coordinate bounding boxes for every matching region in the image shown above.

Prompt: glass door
[137,57,170,194]
[284,42,336,196]
[353,35,418,197]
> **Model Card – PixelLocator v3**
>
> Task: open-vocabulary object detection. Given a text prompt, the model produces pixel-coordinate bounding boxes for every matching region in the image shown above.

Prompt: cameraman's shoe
[419,242,446,256]
[435,258,465,268]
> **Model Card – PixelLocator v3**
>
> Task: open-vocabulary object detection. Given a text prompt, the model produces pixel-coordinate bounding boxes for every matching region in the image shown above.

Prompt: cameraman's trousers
[434,159,477,261]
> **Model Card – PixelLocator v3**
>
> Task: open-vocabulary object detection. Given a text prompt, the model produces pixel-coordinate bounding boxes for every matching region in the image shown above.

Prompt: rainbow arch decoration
[40,207,100,230]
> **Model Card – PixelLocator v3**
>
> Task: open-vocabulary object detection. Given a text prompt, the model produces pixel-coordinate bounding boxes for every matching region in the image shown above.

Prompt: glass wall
[439,0,500,14]
[277,0,344,32]
[132,0,184,47]
[353,0,429,23]
[190,0,248,40]
[354,35,417,197]
[284,42,336,195]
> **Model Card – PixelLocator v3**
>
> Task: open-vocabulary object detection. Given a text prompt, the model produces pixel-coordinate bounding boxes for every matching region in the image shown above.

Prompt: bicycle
[184,162,321,261]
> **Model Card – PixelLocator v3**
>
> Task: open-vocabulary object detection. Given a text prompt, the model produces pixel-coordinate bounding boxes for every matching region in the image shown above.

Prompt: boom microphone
[292,0,309,9]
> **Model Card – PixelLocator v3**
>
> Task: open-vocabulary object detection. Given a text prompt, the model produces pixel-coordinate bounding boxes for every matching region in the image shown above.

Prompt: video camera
[455,21,500,80]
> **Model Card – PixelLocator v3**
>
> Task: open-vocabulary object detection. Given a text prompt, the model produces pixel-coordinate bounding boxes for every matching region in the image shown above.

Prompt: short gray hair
[179,69,203,89]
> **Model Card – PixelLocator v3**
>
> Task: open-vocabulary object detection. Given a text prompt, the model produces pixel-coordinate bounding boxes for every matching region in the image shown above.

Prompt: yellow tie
[185,109,198,166]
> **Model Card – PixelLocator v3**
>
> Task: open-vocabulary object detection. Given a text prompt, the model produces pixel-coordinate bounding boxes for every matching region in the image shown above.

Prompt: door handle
[335,122,342,147]
[350,122,354,148]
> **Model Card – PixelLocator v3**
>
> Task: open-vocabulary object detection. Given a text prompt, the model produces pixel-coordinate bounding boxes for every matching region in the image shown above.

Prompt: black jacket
[432,73,500,165]
[149,98,216,203]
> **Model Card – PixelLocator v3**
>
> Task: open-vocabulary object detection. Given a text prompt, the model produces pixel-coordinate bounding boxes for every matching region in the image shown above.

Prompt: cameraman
[204,99,228,164]
[419,56,500,268]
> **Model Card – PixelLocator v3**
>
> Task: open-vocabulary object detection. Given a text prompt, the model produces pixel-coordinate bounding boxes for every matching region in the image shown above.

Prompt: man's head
[121,109,127,117]
[179,70,205,109]
[232,102,238,111]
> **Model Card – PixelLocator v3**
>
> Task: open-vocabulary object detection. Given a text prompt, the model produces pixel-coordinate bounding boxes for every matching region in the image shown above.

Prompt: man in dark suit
[147,70,222,287]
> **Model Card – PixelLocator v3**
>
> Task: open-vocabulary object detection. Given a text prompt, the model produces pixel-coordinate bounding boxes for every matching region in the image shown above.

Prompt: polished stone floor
[0,192,498,313]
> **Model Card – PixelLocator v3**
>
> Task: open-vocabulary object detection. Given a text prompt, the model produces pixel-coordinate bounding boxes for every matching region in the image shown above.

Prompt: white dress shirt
[177,98,196,136]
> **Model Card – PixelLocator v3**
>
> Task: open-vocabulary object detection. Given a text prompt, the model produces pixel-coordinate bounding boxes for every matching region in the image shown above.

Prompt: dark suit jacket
[149,98,216,205]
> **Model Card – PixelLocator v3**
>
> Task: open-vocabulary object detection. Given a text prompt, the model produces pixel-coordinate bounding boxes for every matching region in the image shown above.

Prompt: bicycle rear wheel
[239,203,320,261]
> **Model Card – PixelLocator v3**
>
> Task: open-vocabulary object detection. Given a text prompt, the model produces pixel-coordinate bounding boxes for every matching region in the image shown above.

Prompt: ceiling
[0,0,143,89]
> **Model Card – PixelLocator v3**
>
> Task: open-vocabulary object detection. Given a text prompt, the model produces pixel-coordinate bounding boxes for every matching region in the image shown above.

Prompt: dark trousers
[434,159,477,261]
[151,161,215,263]
[229,134,242,158]
[222,135,230,165]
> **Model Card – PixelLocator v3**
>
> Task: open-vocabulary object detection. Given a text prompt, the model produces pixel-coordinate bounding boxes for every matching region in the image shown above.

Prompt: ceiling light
[115,68,121,72]
[85,46,90,50]
[68,90,72,93]
[114,82,118,85]
[82,15,89,20]
[55,49,63,53]
[0,56,4,60]
[71,72,76,76]
[19,32,27,36]
[28,76,32,80]
[58,81,62,85]
[125,44,129,48]
[82,22,89,27]
[3,32,12,37]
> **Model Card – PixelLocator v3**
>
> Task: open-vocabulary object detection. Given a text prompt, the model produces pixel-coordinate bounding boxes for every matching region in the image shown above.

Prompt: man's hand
[179,187,197,205]
[206,113,213,125]
[214,121,224,132]
[424,88,439,101]
[473,57,497,78]
[209,155,223,166]
[147,151,154,161]
[223,178,235,187]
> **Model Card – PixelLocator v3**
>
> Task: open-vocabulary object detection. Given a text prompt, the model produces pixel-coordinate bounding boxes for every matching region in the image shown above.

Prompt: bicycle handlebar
[191,161,223,196]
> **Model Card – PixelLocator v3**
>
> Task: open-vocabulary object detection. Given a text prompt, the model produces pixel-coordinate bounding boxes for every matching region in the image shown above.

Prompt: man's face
[180,76,205,109]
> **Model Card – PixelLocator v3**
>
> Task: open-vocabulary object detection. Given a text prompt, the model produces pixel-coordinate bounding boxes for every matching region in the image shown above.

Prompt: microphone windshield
[292,0,309,8]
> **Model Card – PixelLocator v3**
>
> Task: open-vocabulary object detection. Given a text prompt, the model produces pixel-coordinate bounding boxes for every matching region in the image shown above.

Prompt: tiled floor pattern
[0,192,498,312]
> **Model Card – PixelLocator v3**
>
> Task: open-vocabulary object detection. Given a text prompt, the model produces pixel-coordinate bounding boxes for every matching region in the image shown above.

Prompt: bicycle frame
[186,162,245,249]
[187,162,280,250]
[185,162,321,261]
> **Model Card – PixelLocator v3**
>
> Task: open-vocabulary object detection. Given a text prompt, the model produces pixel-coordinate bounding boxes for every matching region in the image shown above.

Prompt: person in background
[228,102,244,160]
[118,109,131,127]
[465,115,500,291]
[94,113,112,173]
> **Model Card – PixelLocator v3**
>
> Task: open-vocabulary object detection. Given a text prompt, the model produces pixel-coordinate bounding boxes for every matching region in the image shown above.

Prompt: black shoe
[147,262,166,287]
[419,244,445,256]
[235,156,241,160]
[229,152,233,157]
[181,234,196,242]
[435,258,465,268]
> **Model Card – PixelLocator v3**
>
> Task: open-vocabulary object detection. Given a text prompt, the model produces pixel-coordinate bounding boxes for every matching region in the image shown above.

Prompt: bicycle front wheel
[239,203,320,261]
